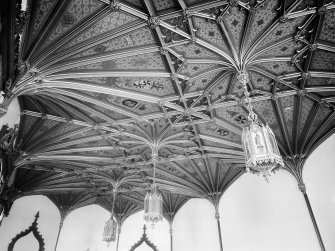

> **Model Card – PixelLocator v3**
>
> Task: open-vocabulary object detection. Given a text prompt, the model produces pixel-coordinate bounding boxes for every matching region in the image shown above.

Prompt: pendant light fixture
[143,151,163,228]
[102,188,118,245]
[238,71,284,182]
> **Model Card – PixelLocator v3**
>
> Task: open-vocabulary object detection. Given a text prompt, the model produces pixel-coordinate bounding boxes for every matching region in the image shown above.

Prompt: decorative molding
[129,225,158,251]
[8,212,45,251]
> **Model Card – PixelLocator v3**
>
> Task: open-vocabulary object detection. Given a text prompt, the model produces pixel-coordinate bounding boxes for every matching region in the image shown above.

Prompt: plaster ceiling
[6,0,335,224]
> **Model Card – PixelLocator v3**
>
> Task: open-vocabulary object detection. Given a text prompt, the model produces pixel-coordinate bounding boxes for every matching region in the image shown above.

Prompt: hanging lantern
[238,71,284,181]
[102,188,118,245]
[102,217,117,244]
[144,184,163,227]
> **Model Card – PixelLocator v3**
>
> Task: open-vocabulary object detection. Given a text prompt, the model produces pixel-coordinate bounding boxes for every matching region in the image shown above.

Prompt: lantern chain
[238,71,258,124]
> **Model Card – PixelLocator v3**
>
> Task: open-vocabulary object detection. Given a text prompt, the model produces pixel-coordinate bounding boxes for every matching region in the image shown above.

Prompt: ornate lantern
[102,217,117,244]
[238,72,284,181]
[102,189,118,245]
[144,183,163,226]
[143,152,163,227]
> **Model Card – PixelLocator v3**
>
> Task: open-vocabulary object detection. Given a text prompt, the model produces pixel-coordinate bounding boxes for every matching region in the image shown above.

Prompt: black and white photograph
[0,0,334,250]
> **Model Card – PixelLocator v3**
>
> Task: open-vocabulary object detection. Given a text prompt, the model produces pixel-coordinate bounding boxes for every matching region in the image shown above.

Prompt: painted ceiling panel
[248,71,272,92]
[223,6,247,49]
[122,0,145,9]
[252,99,285,145]
[256,40,303,58]
[256,16,307,51]
[246,0,278,47]
[30,0,58,39]
[299,97,315,138]
[214,105,248,129]
[20,115,40,141]
[173,43,222,58]
[153,0,178,12]
[193,16,231,54]
[279,95,295,141]
[64,11,139,48]
[319,8,335,43]
[179,63,221,77]
[68,27,156,59]
[186,70,223,92]
[45,0,103,47]
[310,50,335,71]
[255,61,298,75]
[210,74,232,101]
[306,77,335,87]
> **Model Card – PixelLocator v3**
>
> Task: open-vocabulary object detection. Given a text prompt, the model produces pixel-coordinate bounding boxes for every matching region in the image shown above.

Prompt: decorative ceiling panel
[317,91,335,98]
[123,0,145,9]
[28,119,62,142]
[248,71,272,92]
[186,70,223,92]
[306,77,334,87]
[320,8,335,43]
[31,0,58,39]
[299,97,315,138]
[214,106,248,128]
[256,40,303,58]
[42,123,87,141]
[246,0,278,46]
[294,0,317,11]
[179,63,220,77]
[172,43,222,58]
[210,74,232,101]
[252,99,285,144]
[20,115,40,140]
[69,27,156,59]
[78,90,161,116]
[310,50,335,71]
[111,77,176,96]
[223,6,246,49]
[159,125,187,139]
[165,16,190,33]
[255,61,298,75]
[309,105,333,137]
[256,16,307,50]
[184,0,207,6]
[112,52,166,70]
[153,0,177,12]
[314,115,335,142]
[65,11,138,48]
[46,0,103,45]
[193,16,231,53]
[75,99,129,120]
[279,95,295,141]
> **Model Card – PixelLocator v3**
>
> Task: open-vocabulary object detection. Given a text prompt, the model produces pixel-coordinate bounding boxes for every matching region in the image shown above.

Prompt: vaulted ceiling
[4,0,335,223]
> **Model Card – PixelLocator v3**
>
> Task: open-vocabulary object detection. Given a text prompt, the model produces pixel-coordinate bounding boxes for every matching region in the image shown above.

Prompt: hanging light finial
[143,148,163,228]
[238,71,284,181]
[102,186,118,244]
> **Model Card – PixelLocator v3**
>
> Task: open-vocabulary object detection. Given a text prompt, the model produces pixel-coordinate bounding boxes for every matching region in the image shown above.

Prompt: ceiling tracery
[1,0,335,228]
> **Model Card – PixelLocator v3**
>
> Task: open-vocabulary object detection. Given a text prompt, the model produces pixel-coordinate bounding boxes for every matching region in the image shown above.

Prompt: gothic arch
[7,212,45,251]
[130,225,158,251]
